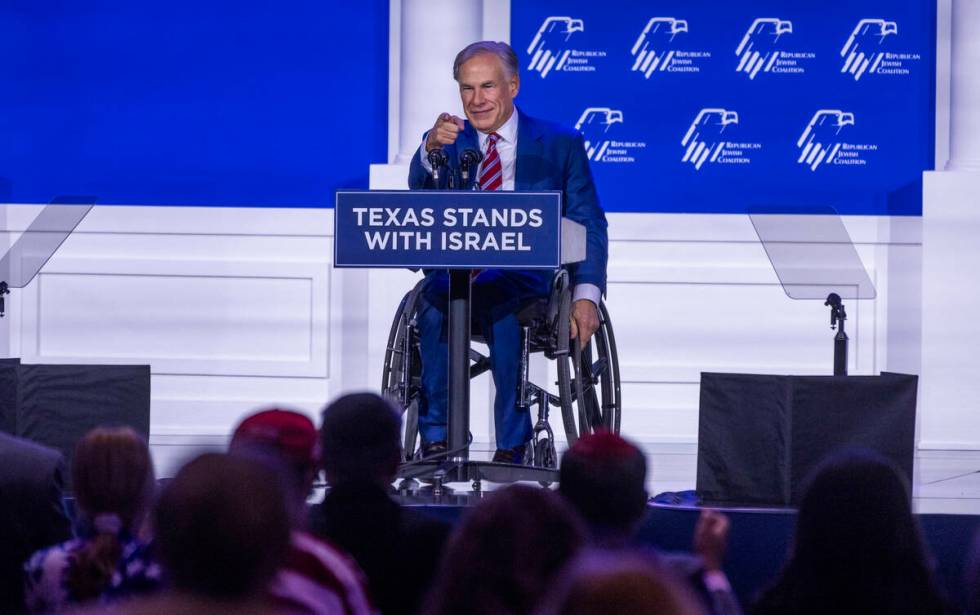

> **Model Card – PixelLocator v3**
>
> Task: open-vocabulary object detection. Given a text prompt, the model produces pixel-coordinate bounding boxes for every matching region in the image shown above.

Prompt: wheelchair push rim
[555,287,622,444]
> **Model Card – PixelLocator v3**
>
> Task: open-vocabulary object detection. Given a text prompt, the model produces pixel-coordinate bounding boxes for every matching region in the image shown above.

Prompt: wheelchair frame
[382,269,621,481]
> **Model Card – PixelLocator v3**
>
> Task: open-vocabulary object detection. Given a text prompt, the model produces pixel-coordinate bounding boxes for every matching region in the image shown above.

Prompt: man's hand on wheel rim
[569,299,600,350]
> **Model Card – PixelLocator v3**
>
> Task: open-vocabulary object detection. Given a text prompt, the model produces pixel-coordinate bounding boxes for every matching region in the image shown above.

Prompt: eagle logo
[575,108,624,162]
[681,109,739,170]
[797,110,855,171]
[841,19,898,80]
[735,18,793,79]
[527,16,585,78]
[630,17,689,78]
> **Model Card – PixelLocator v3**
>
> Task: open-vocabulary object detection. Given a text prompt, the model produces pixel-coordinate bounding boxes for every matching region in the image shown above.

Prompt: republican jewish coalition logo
[681,109,739,170]
[796,110,855,171]
[527,16,585,78]
[575,108,623,161]
[841,19,899,80]
[735,18,793,79]
[630,18,688,78]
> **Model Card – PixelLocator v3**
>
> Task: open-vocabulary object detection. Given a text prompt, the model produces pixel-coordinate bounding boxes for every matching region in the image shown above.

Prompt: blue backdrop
[2,2,935,214]
[0,0,388,206]
[513,0,936,215]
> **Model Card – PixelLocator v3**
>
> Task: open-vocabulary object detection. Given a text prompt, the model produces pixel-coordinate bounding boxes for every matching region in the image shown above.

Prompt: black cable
[922,469,980,486]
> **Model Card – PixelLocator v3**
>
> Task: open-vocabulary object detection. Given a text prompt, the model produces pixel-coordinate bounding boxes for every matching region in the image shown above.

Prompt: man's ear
[510,74,520,98]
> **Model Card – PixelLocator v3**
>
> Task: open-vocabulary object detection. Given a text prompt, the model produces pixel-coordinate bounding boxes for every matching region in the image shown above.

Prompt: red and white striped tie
[478,133,503,192]
[471,133,503,281]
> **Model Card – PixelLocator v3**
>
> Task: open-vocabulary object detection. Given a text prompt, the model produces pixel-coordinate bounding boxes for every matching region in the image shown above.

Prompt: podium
[335,189,585,485]
[696,372,917,506]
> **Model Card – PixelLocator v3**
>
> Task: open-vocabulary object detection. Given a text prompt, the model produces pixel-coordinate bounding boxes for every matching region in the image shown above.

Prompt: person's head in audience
[320,392,402,486]
[229,407,319,517]
[154,453,291,602]
[424,484,586,615]
[751,449,947,614]
[535,550,705,615]
[559,430,648,545]
[67,426,156,600]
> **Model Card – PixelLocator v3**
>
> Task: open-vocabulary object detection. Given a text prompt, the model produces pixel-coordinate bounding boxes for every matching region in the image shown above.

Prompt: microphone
[824,293,843,328]
[460,148,483,186]
[427,148,449,183]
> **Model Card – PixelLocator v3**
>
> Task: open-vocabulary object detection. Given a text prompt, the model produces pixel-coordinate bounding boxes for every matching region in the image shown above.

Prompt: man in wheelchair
[406,41,608,464]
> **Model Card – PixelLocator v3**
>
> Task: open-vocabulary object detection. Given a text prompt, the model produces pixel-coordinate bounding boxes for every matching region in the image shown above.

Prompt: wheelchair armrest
[561,218,586,265]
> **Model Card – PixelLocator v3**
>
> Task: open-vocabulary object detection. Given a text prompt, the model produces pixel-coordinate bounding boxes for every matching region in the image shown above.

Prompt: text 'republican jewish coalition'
[351,207,543,252]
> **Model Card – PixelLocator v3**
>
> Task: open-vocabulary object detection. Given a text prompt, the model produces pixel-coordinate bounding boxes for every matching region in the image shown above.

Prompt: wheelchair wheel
[381,280,425,461]
[383,272,623,456]
[555,289,622,444]
[594,301,622,432]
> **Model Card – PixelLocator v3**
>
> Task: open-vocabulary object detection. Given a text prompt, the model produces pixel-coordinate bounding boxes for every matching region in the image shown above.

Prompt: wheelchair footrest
[397,459,559,484]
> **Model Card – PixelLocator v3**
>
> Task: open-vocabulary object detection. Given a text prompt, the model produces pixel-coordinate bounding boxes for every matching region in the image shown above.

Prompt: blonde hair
[68,426,154,600]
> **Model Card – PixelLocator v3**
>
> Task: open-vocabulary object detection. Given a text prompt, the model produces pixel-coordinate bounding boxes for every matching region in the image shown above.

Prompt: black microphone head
[427,148,448,182]
[460,149,483,184]
[460,148,483,168]
[427,148,449,168]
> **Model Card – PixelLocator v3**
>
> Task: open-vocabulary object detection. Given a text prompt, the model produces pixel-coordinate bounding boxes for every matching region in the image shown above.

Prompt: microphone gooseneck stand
[825,292,848,376]
[460,148,483,188]
[426,148,449,185]
[0,281,8,317]
[399,148,558,496]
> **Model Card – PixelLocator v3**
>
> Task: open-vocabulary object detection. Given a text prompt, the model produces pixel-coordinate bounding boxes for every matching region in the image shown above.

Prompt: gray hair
[453,41,519,80]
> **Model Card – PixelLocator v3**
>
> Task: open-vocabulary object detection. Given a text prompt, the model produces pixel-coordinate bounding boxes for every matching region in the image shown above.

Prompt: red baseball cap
[230,408,319,467]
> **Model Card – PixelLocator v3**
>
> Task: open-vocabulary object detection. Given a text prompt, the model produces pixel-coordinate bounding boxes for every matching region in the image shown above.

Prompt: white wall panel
[16,249,330,377]
[25,262,327,377]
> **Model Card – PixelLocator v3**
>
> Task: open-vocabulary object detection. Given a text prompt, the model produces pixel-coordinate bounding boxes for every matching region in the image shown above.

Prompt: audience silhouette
[423,484,586,615]
[751,449,951,615]
[229,408,374,615]
[4,398,975,615]
[23,427,158,612]
[310,392,451,615]
[559,431,740,615]
[0,433,72,614]
[143,452,292,614]
[535,549,705,615]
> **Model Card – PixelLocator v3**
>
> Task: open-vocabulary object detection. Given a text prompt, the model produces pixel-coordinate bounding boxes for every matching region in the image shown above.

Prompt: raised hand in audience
[693,509,730,572]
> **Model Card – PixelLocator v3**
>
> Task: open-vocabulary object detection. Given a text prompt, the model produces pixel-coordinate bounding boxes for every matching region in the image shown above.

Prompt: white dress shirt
[419,109,600,307]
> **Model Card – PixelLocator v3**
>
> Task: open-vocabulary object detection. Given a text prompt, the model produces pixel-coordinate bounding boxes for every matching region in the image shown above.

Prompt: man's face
[457,52,519,133]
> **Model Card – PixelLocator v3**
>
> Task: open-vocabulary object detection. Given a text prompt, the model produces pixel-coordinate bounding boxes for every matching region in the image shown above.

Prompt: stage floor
[384,442,980,516]
[637,443,980,516]
[155,438,980,515]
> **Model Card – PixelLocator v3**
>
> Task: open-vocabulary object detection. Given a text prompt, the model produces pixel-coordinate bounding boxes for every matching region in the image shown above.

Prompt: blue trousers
[417,269,552,450]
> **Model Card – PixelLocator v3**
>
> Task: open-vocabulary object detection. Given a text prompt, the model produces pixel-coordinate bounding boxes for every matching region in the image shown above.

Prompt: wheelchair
[382,269,621,471]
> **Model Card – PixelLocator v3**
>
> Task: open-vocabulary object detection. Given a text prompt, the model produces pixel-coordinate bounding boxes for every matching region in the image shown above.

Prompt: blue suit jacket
[408,111,608,295]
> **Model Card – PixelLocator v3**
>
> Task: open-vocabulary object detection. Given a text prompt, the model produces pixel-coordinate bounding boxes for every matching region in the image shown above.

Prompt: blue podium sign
[334,190,563,269]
